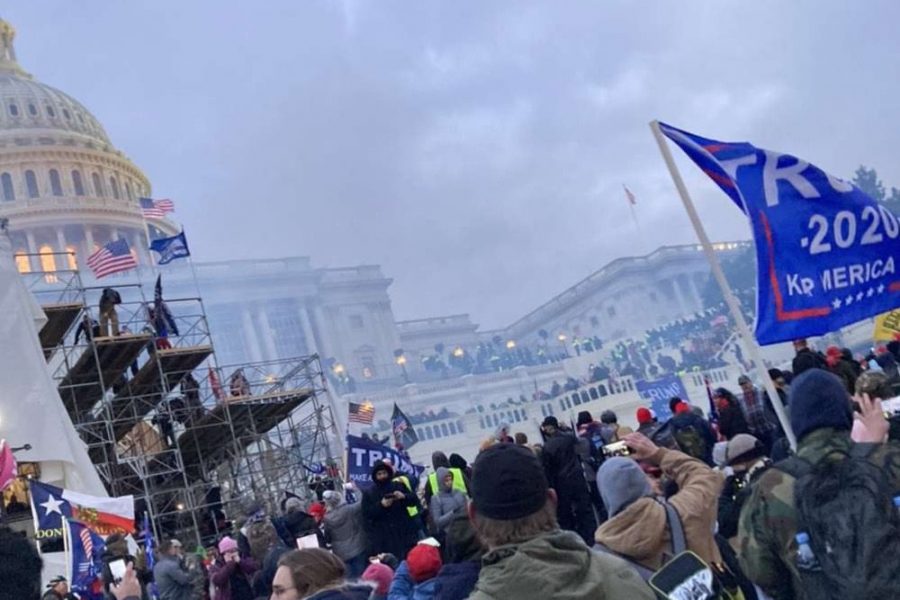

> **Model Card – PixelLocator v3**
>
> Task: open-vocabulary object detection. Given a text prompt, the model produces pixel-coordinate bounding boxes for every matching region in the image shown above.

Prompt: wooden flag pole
[649,120,797,450]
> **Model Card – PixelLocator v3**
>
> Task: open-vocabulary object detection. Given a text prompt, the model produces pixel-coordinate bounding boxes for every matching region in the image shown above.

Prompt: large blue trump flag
[659,122,900,345]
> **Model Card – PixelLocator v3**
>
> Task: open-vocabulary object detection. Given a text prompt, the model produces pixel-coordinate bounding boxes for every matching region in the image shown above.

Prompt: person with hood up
[425,452,467,508]
[465,443,654,600]
[428,467,467,544]
[713,387,751,440]
[594,432,724,572]
[362,460,419,559]
[322,489,368,578]
[209,536,257,600]
[431,513,484,600]
[387,544,442,600]
[539,416,597,544]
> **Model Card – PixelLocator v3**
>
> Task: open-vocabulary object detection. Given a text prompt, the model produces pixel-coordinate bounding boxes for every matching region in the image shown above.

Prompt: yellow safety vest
[428,468,468,496]
[393,475,420,518]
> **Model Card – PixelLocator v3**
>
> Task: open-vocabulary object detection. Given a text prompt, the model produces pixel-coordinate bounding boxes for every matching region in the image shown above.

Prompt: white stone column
[240,306,264,363]
[256,306,279,361]
[25,230,38,271]
[55,227,71,269]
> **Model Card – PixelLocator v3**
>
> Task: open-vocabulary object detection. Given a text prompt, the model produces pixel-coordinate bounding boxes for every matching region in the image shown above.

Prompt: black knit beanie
[789,368,852,441]
[471,443,548,520]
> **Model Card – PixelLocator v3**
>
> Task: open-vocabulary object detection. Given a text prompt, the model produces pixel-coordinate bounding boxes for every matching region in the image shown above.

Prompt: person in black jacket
[361,461,418,558]
[539,416,597,545]
[98,287,122,337]
[791,338,826,376]
[713,387,751,441]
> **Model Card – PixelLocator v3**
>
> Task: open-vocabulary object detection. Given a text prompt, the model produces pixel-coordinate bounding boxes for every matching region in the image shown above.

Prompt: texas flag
[29,480,134,540]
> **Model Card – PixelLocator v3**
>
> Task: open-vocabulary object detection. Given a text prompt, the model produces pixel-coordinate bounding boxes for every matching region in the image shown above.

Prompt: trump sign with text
[660,122,900,345]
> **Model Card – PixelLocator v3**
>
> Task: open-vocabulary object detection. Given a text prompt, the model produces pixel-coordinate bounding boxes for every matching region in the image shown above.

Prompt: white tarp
[0,229,106,496]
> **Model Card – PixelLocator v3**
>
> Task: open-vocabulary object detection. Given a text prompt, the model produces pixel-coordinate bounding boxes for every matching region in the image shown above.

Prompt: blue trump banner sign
[345,435,425,489]
[660,122,900,345]
[635,375,690,421]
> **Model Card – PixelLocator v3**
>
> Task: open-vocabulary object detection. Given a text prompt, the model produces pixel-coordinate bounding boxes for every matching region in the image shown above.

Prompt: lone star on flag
[832,298,842,310]
[41,494,64,516]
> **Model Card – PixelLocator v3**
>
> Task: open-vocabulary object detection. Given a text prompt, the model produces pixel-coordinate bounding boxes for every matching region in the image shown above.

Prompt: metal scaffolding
[20,252,341,546]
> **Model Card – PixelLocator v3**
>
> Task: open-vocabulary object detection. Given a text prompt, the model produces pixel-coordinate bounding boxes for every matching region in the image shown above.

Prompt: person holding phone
[210,536,258,600]
[362,460,418,560]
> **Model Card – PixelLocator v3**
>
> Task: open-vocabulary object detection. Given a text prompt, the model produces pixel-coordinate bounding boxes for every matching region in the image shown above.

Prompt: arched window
[448,422,457,435]
[92,173,104,197]
[39,245,57,282]
[62,108,71,120]
[27,103,37,116]
[441,423,449,437]
[457,420,464,433]
[1,172,14,201]
[124,181,132,201]
[72,171,85,196]
[25,170,38,198]
[65,245,77,270]
[425,427,434,441]
[14,251,30,273]
[8,103,18,117]
[46,105,55,118]
[109,177,120,199]
[49,169,63,196]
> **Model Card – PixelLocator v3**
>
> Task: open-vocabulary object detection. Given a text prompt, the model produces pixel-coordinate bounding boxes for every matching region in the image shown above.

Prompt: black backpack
[776,444,900,600]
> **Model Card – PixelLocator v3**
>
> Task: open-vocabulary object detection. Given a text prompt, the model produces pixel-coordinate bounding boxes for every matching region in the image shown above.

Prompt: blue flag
[143,513,159,599]
[345,434,425,489]
[659,122,900,345]
[635,375,690,421]
[149,230,191,265]
[66,519,106,600]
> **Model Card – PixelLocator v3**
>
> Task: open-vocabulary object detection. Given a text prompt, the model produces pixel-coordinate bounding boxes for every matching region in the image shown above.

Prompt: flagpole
[649,120,796,450]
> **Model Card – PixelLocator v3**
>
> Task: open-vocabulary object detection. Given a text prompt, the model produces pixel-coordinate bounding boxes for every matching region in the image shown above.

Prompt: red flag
[0,439,16,492]
[208,366,223,401]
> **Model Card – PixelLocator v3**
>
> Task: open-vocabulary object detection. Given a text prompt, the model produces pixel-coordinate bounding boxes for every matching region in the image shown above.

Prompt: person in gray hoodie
[428,467,467,543]
[322,489,368,578]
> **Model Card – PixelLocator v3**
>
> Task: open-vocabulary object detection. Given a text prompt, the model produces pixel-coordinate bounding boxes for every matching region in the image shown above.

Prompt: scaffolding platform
[179,389,313,479]
[110,345,213,441]
[39,302,82,359]
[57,333,152,418]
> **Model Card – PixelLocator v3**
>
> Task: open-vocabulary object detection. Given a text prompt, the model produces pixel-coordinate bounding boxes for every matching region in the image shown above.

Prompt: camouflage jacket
[736,428,900,600]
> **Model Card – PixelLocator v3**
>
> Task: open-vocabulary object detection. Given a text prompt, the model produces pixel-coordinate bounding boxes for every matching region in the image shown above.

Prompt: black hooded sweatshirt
[361,460,418,557]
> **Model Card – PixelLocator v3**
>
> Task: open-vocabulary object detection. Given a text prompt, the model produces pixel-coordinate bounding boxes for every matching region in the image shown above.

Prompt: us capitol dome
[0,18,177,274]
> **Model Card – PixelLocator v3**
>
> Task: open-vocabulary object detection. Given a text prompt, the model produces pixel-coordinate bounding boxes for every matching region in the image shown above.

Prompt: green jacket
[736,428,900,600]
[466,529,654,600]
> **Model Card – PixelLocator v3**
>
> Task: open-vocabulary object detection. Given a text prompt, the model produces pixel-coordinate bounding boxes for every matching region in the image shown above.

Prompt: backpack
[775,444,900,600]
[672,421,711,465]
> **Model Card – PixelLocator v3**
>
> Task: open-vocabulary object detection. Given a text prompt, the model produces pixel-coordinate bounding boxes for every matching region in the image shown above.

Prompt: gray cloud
[9,1,900,328]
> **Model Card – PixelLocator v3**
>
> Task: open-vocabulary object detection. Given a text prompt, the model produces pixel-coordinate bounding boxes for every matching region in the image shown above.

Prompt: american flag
[86,238,137,278]
[79,527,93,559]
[139,197,175,219]
[348,401,375,425]
[623,184,637,206]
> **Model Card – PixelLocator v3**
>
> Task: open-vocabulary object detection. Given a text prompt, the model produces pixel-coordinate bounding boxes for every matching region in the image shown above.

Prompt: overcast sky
[8,2,900,328]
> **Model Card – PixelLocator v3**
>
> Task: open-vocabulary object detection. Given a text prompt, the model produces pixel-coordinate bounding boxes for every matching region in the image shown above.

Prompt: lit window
[25,170,38,198]
[72,171,85,196]
[27,103,37,116]
[109,177,120,199]
[92,173,104,197]
[49,169,63,196]
[46,105,55,117]
[14,251,30,273]
[39,245,57,282]
[1,172,14,201]
[8,103,18,117]
[65,245,77,270]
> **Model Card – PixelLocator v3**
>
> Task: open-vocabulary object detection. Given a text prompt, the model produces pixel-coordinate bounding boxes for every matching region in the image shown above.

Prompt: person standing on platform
[99,287,122,337]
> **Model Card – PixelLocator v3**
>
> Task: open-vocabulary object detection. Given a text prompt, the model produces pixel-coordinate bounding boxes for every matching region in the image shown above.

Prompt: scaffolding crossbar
[39,302,83,359]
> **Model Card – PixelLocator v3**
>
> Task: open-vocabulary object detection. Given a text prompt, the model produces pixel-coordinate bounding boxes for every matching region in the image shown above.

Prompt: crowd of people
[5,337,900,600]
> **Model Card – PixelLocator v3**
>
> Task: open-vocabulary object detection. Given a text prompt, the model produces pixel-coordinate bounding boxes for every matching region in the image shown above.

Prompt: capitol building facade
[1,18,753,465]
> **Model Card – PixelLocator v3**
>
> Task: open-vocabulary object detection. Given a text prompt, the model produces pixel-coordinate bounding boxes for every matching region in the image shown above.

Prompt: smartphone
[602,440,631,458]
[109,558,127,585]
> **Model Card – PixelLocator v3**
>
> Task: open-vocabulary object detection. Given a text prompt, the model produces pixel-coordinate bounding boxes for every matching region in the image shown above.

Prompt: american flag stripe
[86,239,138,278]
[348,402,375,425]
[80,527,93,557]
[140,197,175,219]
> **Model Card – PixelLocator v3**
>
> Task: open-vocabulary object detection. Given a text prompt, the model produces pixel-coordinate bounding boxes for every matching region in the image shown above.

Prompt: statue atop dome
[0,18,30,77]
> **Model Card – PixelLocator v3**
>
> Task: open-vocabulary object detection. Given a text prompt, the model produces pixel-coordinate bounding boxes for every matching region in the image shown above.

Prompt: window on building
[361,356,376,378]
[448,422,457,435]
[39,245,57,282]
[49,169,63,196]
[14,251,29,273]
[92,173,104,197]
[349,315,364,329]
[441,423,450,436]
[62,108,71,120]
[109,177,120,199]
[72,171,85,196]
[1,172,14,201]
[124,182,132,201]
[46,105,55,117]
[607,306,617,318]
[65,245,77,270]
[425,427,434,441]
[27,103,37,116]
[8,103,18,117]
[25,170,38,198]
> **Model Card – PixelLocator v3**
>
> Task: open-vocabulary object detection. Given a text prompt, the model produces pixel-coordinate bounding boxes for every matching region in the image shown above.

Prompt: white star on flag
[41,494,64,516]
[832,298,842,310]
[856,291,865,302]
[878,284,886,294]
[867,288,875,298]
[845,295,854,305]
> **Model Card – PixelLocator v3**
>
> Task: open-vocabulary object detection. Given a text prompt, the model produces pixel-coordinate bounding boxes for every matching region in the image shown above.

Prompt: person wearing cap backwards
[210,536,258,600]
[539,416,597,544]
[737,368,900,600]
[362,460,419,560]
[466,443,654,600]
[41,576,75,600]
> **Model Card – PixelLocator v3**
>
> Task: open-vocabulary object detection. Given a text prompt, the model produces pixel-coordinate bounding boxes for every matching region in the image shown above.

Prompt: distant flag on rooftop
[391,403,419,450]
[86,238,137,279]
[623,184,637,206]
[348,401,375,425]
[149,230,191,265]
[139,197,175,219]
[0,439,17,492]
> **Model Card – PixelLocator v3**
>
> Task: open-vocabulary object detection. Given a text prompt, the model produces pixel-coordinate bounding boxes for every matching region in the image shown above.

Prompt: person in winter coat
[100,534,150,600]
[272,549,373,600]
[791,338,827,376]
[716,434,771,543]
[152,540,196,600]
[387,544,442,600]
[98,287,122,337]
[428,467,467,542]
[539,416,597,545]
[594,432,724,572]
[466,443,654,600]
[431,513,484,600]
[247,520,289,600]
[322,489,368,577]
[668,402,717,467]
[713,387,751,440]
[362,562,395,600]
[209,537,257,600]
[362,460,419,558]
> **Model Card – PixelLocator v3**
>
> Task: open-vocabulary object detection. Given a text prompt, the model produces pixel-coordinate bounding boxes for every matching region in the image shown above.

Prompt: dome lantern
[0,18,29,78]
